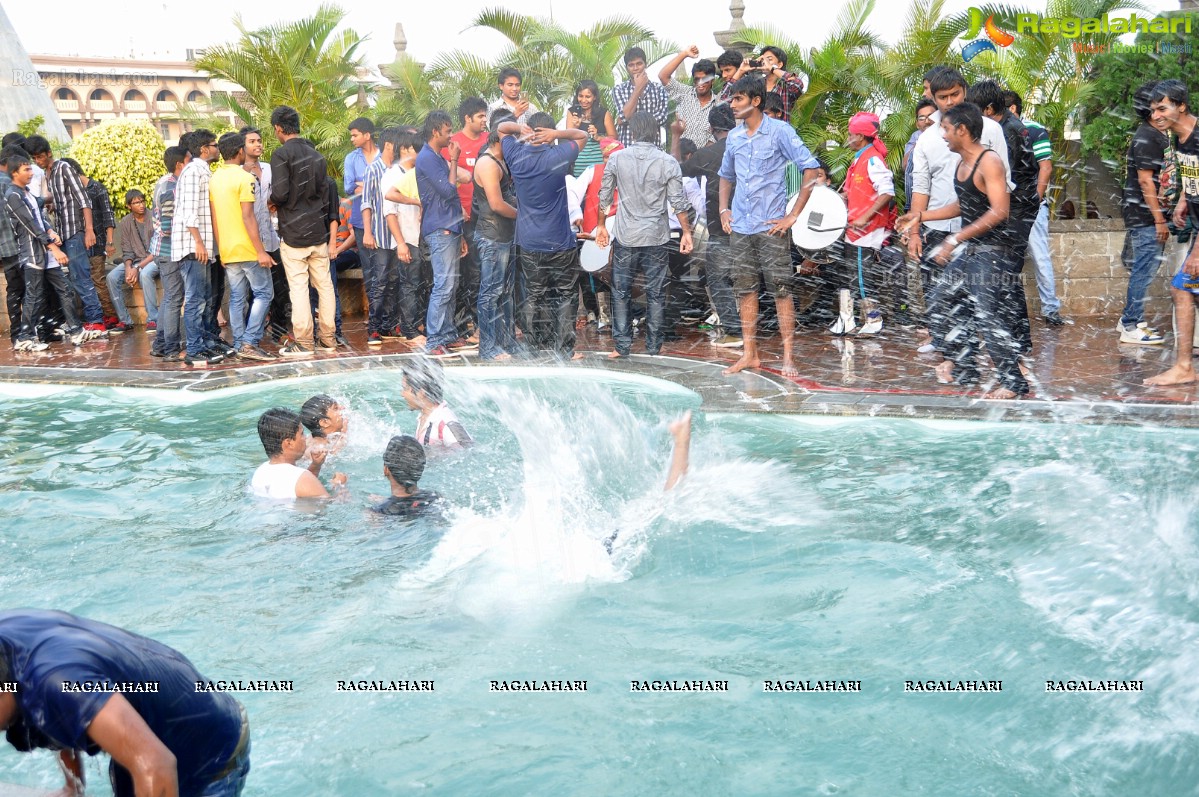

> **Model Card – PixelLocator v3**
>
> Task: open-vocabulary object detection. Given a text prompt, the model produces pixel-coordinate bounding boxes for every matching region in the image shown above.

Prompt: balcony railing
[124,100,147,111]
[90,99,114,111]
[54,99,79,112]
[157,101,177,113]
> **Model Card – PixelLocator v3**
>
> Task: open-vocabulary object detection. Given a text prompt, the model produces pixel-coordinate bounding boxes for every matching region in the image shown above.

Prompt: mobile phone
[748,58,763,68]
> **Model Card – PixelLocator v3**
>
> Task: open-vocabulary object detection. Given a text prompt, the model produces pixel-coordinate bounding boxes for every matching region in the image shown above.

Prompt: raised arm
[659,46,699,85]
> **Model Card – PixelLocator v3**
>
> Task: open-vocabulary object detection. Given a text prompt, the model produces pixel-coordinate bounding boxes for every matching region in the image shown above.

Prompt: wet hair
[628,111,660,144]
[488,109,515,146]
[397,126,423,154]
[5,152,30,177]
[422,110,453,142]
[716,50,743,70]
[943,102,983,141]
[527,111,556,130]
[300,394,338,437]
[760,45,788,69]
[929,68,968,96]
[23,135,50,158]
[497,68,522,86]
[966,79,1006,116]
[402,357,445,404]
[60,157,84,176]
[164,145,186,173]
[708,102,736,132]
[348,116,375,136]
[258,408,303,457]
[763,94,784,117]
[379,125,404,154]
[624,47,647,65]
[1133,81,1160,122]
[125,188,145,205]
[692,59,717,79]
[729,75,766,107]
[270,106,301,135]
[916,97,936,115]
[457,97,488,127]
[814,158,831,176]
[188,129,215,158]
[679,139,698,160]
[1150,79,1189,113]
[384,435,426,488]
[1002,90,1022,115]
[217,131,245,161]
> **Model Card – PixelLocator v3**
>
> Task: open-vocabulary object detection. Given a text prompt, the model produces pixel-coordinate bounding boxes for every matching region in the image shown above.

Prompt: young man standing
[342,117,378,252]
[25,136,107,335]
[382,127,427,347]
[211,132,276,361]
[0,147,23,344]
[612,47,670,148]
[360,126,402,346]
[472,110,519,360]
[171,129,226,367]
[4,152,85,350]
[658,46,718,148]
[67,159,119,330]
[497,114,589,358]
[150,145,186,358]
[488,69,536,126]
[269,105,337,357]
[241,126,288,341]
[417,111,470,356]
[596,111,694,358]
[109,189,158,332]
[449,97,489,334]
[717,76,822,377]
[1146,80,1199,386]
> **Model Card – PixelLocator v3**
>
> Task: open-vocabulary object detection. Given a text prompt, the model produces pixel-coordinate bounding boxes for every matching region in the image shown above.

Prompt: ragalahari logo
[960,8,1015,62]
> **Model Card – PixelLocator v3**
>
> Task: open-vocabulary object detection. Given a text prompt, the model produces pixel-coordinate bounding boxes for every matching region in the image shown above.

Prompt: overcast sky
[8,0,1184,70]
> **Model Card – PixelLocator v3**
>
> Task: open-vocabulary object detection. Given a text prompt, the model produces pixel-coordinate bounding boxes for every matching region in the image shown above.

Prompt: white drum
[580,239,609,272]
[788,185,848,251]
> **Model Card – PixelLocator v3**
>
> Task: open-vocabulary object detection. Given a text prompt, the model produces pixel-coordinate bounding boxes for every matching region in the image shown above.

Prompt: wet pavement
[1,314,1197,426]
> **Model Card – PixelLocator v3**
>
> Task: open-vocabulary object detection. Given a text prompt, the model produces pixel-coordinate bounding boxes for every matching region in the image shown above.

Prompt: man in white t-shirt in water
[251,407,347,499]
[401,358,473,449]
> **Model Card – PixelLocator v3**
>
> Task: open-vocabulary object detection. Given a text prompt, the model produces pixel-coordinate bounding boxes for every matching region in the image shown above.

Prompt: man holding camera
[717,46,805,123]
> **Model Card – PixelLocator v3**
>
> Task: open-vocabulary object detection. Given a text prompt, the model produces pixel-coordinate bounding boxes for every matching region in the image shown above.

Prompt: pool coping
[3,352,1198,427]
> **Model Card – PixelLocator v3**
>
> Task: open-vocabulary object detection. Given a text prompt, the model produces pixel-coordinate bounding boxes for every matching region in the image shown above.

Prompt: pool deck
[1,315,1198,426]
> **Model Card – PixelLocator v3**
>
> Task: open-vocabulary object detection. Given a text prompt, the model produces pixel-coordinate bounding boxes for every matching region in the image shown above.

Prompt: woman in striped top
[565,80,616,178]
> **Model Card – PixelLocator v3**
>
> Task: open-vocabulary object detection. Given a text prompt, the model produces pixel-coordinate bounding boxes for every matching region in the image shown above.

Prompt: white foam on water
[0,383,79,399]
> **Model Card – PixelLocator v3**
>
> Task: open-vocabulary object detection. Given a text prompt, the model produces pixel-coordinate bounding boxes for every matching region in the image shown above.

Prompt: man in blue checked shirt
[718,76,822,378]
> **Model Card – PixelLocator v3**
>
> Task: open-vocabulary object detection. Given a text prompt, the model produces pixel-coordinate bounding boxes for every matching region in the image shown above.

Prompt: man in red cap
[830,112,895,336]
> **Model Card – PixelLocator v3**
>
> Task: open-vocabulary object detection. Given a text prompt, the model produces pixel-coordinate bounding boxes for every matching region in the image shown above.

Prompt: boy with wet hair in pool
[252,407,347,499]
[300,393,349,477]
[401,357,474,450]
[375,434,442,517]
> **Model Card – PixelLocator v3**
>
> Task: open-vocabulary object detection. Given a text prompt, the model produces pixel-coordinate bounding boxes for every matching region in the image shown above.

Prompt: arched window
[124,89,146,102]
[156,90,177,103]
[89,88,112,101]
[187,90,206,103]
[55,88,76,100]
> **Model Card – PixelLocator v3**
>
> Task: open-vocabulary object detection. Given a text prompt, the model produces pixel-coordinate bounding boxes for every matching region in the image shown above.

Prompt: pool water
[0,368,1196,796]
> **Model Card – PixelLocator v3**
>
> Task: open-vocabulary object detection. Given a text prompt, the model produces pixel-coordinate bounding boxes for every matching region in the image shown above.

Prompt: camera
[748,59,763,68]
[569,104,585,117]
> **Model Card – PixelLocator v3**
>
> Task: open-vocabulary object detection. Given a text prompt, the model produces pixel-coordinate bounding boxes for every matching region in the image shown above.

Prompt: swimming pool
[0,368,1195,795]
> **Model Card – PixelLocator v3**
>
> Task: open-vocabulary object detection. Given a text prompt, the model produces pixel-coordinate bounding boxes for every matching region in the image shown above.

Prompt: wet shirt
[1170,126,1199,222]
[1122,124,1168,228]
[417,403,472,449]
[682,138,731,238]
[718,116,820,235]
[0,610,242,796]
[373,489,442,518]
[501,137,580,252]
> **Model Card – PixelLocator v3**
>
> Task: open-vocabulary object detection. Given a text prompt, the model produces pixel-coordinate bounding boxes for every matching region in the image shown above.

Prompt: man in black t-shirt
[1118,81,1171,345]
[678,103,742,347]
[1145,80,1199,385]
[375,434,441,518]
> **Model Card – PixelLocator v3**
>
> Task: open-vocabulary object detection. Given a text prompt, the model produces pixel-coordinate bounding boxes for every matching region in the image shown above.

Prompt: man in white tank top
[251,408,347,499]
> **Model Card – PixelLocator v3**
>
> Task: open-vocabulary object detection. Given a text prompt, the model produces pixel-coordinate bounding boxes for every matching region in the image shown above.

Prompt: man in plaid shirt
[716,46,806,123]
[611,47,669,147]
[26,136,107,333]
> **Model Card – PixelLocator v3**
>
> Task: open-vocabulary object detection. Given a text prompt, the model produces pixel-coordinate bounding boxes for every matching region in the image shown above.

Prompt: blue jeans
[362,246,399,335]
[105,261,160,325]
[180,255,212,356]
[425,230,461,349]
[1121,225,1165,328]
[226,261,274,348]
[155,257,183,354]
[612,242,669,355]
[397,243,425,339]
[704,235,741,335]
[1027,202,1059,314]
[474,232,516,358]
[62,232,103,324]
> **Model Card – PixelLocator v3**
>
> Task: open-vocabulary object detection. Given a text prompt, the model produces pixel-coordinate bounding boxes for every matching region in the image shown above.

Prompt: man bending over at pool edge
[251,407,347,499]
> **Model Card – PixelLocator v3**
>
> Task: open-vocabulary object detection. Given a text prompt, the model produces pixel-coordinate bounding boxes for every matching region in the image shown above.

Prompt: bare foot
[723,354,761,375]
[983,387,1019,399]
[933,360,954,384]
[779,358,798,378]
[1144,364,1198,386]
[491,352,513,361]
[607,350,625,359]
[571,352,585,360]
[406,334,427,349]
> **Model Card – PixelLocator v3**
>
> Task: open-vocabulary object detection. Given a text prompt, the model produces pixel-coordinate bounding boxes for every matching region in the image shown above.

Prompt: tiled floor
[1,314,1197,425]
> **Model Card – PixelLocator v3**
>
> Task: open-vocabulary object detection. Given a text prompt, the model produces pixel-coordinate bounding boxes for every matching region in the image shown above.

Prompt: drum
[788,185,848,252]
[580,240,609,272]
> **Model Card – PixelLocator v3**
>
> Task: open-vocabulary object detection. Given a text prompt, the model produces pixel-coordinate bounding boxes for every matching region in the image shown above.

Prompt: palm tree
[195,4,366,172]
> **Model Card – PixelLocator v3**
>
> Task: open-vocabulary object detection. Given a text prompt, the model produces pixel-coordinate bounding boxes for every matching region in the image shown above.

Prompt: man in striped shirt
[360,126,402,345]
[25,136,107,334]
[150,145,187,358]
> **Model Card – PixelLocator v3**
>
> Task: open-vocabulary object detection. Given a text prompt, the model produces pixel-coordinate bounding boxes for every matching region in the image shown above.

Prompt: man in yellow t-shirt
[211,132,277,361]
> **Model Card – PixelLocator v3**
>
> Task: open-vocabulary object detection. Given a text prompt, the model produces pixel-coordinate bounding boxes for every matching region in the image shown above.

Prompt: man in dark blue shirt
[415,111,468,356]
[0,610,249,797]
[497,115,588,358]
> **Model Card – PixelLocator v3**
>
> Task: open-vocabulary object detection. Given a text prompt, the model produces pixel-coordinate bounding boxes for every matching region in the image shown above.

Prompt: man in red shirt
[445,97,489,338]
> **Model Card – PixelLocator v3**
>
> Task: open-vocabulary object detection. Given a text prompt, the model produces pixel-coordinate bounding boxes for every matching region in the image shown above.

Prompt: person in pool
[299,394,348,477]
[401,358,473,450]
[0,609,250,797]
[251,407,347,499]
[602,410,693,552]
[374,434,442,517]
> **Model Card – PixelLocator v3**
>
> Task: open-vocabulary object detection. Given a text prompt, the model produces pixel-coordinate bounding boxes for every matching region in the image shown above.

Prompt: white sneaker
[830,289,856,335]
[13,339,48,352]
[1119,322,1164,345]
[857,311,883,336]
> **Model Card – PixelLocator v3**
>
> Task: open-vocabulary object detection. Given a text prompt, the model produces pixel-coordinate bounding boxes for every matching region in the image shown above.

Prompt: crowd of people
[3,45,1198,390]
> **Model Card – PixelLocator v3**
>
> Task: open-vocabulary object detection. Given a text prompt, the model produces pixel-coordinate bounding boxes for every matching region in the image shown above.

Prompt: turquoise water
[0,368,1196,796]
